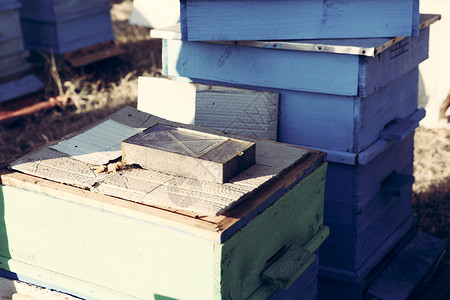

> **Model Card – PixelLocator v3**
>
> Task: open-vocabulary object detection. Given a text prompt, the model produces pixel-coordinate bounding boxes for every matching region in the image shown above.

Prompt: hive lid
[10,106,322,217]
[122,123,256,183]
[151,14,440,57]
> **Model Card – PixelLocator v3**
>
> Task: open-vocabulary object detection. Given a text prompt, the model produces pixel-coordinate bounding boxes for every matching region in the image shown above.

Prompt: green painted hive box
[0,107,328,300]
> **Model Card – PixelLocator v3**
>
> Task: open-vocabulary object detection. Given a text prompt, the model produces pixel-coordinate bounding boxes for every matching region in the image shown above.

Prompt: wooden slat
[151,14,440,57]
[64,41,125,67]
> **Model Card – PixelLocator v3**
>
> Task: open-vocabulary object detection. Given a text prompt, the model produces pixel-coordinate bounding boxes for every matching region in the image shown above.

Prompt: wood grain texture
[137,77,279,141]
[20,9,114,54]
[180,0,418,41]
[179,67,420,156]
[0,162,327,299]
[153,14,439,57]
[9,106,326,237]
[163,26,429,98]
[163,39,360,96]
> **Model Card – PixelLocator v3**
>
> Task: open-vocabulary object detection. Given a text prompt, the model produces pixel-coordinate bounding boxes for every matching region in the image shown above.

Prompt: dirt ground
[0,0,449,298]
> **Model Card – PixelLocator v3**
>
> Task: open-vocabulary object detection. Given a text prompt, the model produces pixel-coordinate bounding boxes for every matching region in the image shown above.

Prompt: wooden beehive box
[0,0,44,103]
[155,15,439,159]
[0,107,328,299]
[152,14,442,290]
[179,0,420,41]
[18,0,114,53]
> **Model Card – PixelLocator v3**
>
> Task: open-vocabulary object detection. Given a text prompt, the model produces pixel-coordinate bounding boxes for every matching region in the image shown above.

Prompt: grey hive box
[122,123,256,184]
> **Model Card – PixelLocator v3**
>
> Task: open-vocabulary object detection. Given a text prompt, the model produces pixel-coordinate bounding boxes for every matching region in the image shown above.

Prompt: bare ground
[0,0,448,298]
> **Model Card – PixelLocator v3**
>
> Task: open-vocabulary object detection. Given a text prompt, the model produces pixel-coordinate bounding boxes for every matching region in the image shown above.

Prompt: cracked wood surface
[4,106,326,241]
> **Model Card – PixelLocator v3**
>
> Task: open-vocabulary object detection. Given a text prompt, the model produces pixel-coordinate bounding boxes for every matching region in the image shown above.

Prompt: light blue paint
[164,39,360,96]
[180,0,419,41]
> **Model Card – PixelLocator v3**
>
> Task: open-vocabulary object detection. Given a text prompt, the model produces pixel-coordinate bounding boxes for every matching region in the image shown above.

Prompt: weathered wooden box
[179,0,420,41]
[19,0,114,53]
[0,107,328,299]
[137,76,279,141]
[156,15,437,157]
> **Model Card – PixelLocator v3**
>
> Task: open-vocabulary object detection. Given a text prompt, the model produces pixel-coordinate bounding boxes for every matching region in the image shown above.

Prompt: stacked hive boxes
[0,0,43,103]
[146,0,445,299]
[18,0,115,54]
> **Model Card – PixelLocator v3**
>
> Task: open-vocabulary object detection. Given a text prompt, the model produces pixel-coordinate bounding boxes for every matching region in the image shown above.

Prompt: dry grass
[0,0,161,167]
[0,0,449,296]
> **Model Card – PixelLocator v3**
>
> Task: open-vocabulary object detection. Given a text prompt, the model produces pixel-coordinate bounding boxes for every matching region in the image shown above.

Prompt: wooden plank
[64,41,125,67]
[179,0,418,41]
[162,27,429,98]
[151,14,440,57]
[0,277,79,300]
[163,39,360,96]
[137,77,279,141]
[367,232,446,300]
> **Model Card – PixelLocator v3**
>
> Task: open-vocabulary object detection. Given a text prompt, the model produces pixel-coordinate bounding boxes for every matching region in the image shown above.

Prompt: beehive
[151,14,444,298]
[0,0,43,103]
[0,107,328,299]
[179,0,420,41]
[18,0,114,53]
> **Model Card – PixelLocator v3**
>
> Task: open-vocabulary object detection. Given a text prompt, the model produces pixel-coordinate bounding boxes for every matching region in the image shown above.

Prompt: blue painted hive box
[153,14,438,161]
[151,14,440,289]
[0,0,44,103]
[0,0,24,58]
[1,107,329,299]
[179,0,420,41]
[18,0,114,53]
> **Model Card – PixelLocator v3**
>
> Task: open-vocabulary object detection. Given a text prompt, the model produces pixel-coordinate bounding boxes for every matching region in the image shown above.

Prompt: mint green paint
[219,163,327,299]
[0,163,327,299]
